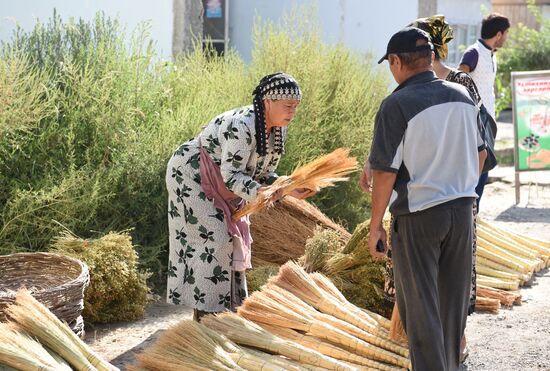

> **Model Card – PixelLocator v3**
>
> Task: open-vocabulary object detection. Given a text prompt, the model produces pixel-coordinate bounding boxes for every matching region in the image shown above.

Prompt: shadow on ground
[109,329,165,369]
[495,205,550,224]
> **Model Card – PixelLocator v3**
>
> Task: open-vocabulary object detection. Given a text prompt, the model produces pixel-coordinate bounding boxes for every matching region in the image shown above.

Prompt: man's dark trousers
[392,197,474,371]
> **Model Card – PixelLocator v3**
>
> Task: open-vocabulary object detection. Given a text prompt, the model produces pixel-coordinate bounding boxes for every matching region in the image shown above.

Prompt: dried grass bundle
[239,288,409,368]
[475,296,501,313]
[250,197,350,266]
[300,228,345,273]
[477,285,521,307]
[301,220,388,315]
[201,312,354,370]
[235,148,358,219]
[6,289,117,371]
[0,323,72,371]
[52,231,149,323]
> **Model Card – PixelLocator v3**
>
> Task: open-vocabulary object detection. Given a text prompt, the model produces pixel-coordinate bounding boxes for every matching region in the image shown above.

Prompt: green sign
[512,70,550,172]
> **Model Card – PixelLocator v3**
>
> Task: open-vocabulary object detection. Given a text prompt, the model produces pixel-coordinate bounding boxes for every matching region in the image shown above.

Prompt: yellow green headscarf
[409,15,453,60]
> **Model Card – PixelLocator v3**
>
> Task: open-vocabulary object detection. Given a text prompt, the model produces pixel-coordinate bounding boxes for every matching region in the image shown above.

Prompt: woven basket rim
[0,252,89,298]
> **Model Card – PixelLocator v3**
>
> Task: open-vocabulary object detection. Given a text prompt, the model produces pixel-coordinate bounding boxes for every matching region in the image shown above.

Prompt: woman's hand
[288,188,316,200]
[258,186,285,202]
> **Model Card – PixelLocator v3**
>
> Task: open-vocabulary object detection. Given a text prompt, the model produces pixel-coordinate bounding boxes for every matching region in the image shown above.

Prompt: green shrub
[0,8,388,290]
[52,231,150,323]
[496,1,550,115]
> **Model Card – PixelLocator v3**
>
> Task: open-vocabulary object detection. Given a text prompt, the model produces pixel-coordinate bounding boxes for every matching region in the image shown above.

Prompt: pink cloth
[199,144,252,271]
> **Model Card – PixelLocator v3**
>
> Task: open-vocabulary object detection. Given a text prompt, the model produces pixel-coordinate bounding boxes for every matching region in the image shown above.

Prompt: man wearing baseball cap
[361,27,487,371]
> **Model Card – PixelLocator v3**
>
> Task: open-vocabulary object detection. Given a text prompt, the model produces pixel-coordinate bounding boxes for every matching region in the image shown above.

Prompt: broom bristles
[0,323,72,371]
[273,262,382,332]
[202,313,355,371]
[258,324,404,371]
[234,148,358,219]
[310,272,348,303]
[135,320,273,371]
[259,283,408,358]
[7,289,116,371]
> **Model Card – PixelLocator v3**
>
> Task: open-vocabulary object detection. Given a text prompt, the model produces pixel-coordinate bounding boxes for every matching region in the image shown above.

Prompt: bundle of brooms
[1,289,117,371]
[0,322,72,371]
[129,319,313,371]
[235,261,410,370]
[475,218,550,301]
[234,148,358,219]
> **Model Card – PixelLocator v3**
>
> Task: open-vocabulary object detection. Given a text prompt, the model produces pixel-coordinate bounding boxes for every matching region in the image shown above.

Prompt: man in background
[459,13,509,207]
[459,13,510,119]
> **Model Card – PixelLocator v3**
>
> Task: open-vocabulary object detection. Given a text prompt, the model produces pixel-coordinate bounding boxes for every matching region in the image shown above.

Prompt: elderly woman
[166,72,310,321]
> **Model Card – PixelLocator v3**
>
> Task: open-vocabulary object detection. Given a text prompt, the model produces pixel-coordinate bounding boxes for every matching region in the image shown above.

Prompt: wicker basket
[0,252,89,336]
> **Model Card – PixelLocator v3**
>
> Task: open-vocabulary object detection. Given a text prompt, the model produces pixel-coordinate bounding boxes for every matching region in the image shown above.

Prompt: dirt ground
[85,166,550,371]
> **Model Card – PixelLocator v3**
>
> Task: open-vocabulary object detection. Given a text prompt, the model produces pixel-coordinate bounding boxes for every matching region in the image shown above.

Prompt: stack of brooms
[474,218,550,313]
[0,289,117,371]
[132,261,411,370]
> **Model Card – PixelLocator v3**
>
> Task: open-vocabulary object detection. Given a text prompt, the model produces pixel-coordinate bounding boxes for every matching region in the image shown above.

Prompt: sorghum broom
[477,275,520,291]
[263,284,408,358]
[258,323,405,371]
[477,285,521,306]
[478,218,550,255]
[201,312,355,371]
[135,346,223,371]
[234,148,358,219]
[309,272,391,332]
[477,256,531,283]
[238,291,410,368]
[475,296,500,313]
[271,262,387,337]
[242,347,319,371]
[0,323,72,371]
[7,289,117,371]
[135,319,303,371]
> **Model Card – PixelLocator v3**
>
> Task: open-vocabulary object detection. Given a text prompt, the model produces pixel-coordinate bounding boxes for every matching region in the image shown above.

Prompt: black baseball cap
[377,27,434,64]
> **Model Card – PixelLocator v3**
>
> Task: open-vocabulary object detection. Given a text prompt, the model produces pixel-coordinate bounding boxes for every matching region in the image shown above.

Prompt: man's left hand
[368,224,388,259]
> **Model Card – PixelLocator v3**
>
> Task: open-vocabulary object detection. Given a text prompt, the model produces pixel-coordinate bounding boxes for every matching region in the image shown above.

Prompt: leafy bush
[0,8,388,290]
[496,1,550,115]
[52,231,150,323]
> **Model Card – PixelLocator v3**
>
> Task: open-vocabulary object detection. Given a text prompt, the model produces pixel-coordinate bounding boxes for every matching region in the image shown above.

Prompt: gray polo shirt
[369,71,485,216]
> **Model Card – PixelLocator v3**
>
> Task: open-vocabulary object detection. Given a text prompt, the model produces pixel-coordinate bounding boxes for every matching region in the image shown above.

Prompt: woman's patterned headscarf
[409,15,453,60]
[252,72,302,156]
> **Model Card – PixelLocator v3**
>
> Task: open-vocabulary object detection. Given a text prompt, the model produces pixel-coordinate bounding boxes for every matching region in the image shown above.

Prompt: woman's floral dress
[166,105,284,312]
